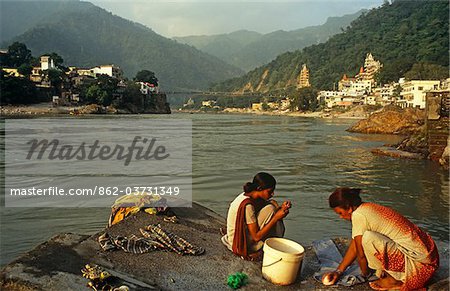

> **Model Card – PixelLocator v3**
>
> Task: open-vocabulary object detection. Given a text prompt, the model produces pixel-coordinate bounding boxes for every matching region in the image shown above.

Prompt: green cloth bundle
[227,272,248,289]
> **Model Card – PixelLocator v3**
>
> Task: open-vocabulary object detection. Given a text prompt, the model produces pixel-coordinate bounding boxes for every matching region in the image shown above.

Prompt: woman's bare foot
[369,272,403,290]
[247,250,263,261]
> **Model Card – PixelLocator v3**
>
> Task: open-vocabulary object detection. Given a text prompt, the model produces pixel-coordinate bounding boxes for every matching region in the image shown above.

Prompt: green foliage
[121,82,143,107]
[17,63,33,76]
[85,84,108,105]
[4,42,32,67]
[7,1,243,90]
[404,62,449,80]
[213,0,449,92]
[44,68,65,95]
[291,87,320,111]
[0,70,39,104]
[82,74,119,106]
[134,70,158,86]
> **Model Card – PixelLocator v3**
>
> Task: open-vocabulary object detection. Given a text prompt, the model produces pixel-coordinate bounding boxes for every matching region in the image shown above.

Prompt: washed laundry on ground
[98,224,204,256]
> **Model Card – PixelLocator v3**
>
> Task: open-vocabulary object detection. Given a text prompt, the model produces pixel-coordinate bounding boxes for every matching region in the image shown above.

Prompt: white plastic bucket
[262,238,304,285]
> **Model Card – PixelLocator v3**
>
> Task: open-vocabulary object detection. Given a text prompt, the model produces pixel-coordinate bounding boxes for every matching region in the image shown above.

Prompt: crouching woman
[221,172,291,260]
[324,187,439,290]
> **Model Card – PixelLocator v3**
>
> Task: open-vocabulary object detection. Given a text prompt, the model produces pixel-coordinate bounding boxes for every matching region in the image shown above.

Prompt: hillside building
[252,103,263,111]
[139,82,159,94]
[400,80,440,109]
[355,53,382,86]
[338,75,372,94]
[201,100,217,108]
[2,68,21,77]
[40,56,55,71]
[297,64,311,89]
[91,65,123,79]
[280,98,292,110]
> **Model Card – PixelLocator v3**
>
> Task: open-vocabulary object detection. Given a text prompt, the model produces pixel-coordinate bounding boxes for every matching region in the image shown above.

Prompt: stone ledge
[1,203,448,290]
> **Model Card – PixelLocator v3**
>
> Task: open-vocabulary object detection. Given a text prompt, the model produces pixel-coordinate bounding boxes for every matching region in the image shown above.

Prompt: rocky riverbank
[347,105,425,135]
[1,98,171,117]
[1,203,448,290]
[347,105,449,168]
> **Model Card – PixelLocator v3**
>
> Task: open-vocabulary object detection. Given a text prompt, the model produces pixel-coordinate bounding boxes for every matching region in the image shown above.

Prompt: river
[1,113,448,266]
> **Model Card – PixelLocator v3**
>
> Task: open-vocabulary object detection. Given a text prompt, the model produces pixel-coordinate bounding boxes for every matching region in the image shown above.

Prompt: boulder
[347,106,425,135]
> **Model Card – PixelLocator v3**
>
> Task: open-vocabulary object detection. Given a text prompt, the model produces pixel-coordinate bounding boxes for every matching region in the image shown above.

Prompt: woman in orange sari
[323,187,439,290]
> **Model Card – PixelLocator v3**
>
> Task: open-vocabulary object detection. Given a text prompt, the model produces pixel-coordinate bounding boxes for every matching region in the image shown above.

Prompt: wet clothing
[221,192,285,257]
[352,203,439,290]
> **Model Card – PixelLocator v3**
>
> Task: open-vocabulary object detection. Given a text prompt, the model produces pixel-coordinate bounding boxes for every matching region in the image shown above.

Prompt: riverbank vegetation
[212,0,449,92]
[1,42,169,113]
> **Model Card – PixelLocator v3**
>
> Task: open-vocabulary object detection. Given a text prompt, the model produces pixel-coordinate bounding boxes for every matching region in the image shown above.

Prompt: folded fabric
[312,239,372,287]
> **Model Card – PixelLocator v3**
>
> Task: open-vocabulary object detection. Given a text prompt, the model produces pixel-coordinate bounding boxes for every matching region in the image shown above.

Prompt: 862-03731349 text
[9,186,181,196]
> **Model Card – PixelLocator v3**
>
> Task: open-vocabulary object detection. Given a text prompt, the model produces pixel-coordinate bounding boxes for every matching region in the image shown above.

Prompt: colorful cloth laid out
[352,203,439,290]
[313,239,375,287]
[108,193,169,227]
[98,224,204,256]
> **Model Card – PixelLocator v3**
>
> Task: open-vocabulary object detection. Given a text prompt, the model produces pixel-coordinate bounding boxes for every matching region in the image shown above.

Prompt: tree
[5,42,32,68]
[404,62,449,80]
[45,68,65,95]
[121,82,143,107]
[17,63,33,76]
[81,74,119,106]
[85,84,108,105]
[292,87,319,111]
[134,70,158,86]
[0,70,38,104]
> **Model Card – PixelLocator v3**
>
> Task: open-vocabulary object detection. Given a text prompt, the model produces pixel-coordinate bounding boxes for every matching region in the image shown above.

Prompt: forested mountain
[2,1,243,90]
[0,0,78,43]
[212,0,449,93]
[174,10,364,72]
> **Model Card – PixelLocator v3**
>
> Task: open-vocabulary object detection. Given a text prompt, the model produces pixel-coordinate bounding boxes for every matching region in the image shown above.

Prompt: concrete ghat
[1,203,448,290]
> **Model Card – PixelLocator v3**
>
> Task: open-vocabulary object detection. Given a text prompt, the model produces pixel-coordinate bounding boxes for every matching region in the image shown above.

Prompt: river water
[1,113,449,266]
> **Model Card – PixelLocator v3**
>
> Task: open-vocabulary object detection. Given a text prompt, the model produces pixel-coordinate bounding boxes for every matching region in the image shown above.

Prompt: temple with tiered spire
[297,64,311,89]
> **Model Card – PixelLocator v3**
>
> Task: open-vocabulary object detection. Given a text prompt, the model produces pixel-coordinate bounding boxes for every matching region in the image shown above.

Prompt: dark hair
[329,187,362,209]
[243,172,276,193]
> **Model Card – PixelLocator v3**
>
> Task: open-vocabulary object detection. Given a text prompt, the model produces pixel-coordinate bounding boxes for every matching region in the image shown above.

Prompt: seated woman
[323,187,439,290]
[221,172,291,260]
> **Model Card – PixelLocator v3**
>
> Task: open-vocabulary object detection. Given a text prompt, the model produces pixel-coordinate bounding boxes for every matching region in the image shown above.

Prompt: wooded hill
[212,0,449,93]
[174,10,364,72]
[2,1,244,90]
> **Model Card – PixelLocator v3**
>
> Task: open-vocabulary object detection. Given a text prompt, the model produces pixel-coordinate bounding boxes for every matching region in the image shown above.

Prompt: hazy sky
[89,0,384,37]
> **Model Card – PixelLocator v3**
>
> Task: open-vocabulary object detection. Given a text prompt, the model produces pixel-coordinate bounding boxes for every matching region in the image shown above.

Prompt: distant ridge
[212,0,449,92]
[2,1,244,90]
[174,10,365,71]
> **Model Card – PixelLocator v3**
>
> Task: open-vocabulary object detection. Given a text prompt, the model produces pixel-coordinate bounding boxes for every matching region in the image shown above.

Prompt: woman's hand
[274,207,289,221]
[321,271,341,286]
[281,200,292,211]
